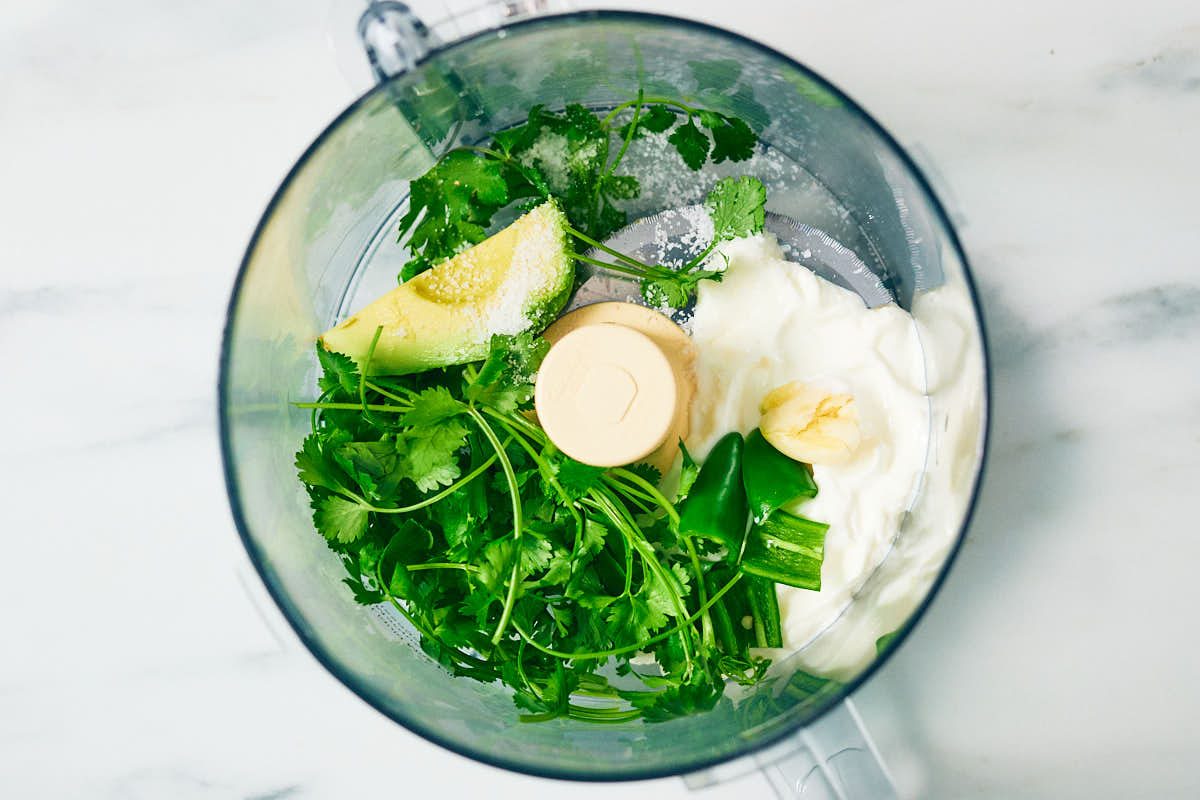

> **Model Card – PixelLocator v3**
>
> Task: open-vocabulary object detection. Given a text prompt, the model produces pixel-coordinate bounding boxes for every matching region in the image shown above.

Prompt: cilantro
[626,462,662,487]
[397,416,468,492]
[294,97,795,725]
[314,495,369,544]
[676,440,700,501]
[666,120,710,170]
[703,114,757,164]
[467,332,549,412]
[342,575,384,605]
[295,434,341,493]
[617,104,675,140]
[555,457,606,500]
[707,175,767,241]
[475,538,516,595]
[519,536,555,574]
[317,348,359,396]
[689,59,742,93]
[579,517,608,555]
[396,151,509,280]
[393,97,760,311]
[400,387,464,428]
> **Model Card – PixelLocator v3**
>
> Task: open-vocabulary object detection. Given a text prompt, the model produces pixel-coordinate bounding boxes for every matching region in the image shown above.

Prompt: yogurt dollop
[687,234,931,666]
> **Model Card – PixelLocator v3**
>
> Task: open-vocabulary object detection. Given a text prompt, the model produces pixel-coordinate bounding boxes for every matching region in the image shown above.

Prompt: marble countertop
[3,1,1198,797]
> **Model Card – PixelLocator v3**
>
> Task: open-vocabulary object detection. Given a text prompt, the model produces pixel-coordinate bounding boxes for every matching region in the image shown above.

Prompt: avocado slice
[320,201,574,374]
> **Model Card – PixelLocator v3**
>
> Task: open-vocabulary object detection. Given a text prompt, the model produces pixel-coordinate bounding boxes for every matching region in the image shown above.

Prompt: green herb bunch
[397,94,764,308]
[295,328,827,723]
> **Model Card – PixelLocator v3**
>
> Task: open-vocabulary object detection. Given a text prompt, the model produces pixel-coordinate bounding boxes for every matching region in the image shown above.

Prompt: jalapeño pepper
[677,431,749,552]
[745,574,783,648]
[742,428,818,524]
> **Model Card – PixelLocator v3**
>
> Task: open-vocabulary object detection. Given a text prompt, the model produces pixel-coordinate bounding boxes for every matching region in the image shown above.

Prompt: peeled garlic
[759,381,862,465]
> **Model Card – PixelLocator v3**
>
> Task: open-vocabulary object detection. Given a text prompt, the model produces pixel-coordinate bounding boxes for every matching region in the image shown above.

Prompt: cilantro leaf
[622,677,724,722]
[555,458,605,500]
[642,565,689,620]
[707,175,767,241]
[531,547,574,588]
[705,115,757,164]
[667,120,710,170]
[519,536,554,574]
[641,104,678,133]
[641,276,689,308]
[475,538,515,595]
[580,517,609,556]
[396,150,509,279]
[342,576,384,605]
[617,104,676,140]
[335,440,394,479]
[379,520,433,599]
[429,489,476,557]
[676,440,700,501]
[626,462,662,487]
[601,174,639,200]
[461,590,495,626]
[400,386,465,428]
[606,593,666,643]
[295,434,341,493]
[467,332,550,412]
[314,495,369,544]
[399,417,468,492]
[689,59,742,92]
[317,347,359,396]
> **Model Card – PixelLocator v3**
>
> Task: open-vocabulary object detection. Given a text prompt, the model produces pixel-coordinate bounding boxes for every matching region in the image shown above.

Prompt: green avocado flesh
[319,201,574,374]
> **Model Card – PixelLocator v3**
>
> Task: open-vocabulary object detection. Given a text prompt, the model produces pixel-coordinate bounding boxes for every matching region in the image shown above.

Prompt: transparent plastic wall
[220,13,987,781]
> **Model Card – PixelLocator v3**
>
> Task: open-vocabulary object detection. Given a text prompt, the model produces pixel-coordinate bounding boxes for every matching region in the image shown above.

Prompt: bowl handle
[357,0,573,81]
[683,698,898,799]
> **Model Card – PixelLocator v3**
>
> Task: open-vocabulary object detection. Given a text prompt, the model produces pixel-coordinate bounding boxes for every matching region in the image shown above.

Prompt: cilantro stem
[684,537,714,648]
[599,97,697,129]
[566,705,643,724]
[293,401,411,413]
[359,326,385,425]
[376,566,488,668]
[598,473,657,514]
[515,639,544,704]
[571,252,667,279]
[591,487,697,672]
[371,449,500,514]
[364,380,411,404]
[468,407,524,645]
[610,468,681,525]
[579,494,634,595]
[565,227,658,272]
[481,406,544,442]
[601,88,643,180]
[491,414,586,561]
[457,144,509,161]
[512,572,744,661]
[407,562,479,573]
[683,239,719,272]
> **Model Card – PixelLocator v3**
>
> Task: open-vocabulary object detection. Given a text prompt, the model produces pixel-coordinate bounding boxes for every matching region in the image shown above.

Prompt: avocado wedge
[320,201,574,374]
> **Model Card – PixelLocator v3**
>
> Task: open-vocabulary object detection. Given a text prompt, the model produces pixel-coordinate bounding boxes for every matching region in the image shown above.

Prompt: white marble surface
[3,1,1199,797]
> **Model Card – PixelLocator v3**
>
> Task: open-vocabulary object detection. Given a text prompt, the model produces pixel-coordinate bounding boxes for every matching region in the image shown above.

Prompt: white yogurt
[687,234,934,672]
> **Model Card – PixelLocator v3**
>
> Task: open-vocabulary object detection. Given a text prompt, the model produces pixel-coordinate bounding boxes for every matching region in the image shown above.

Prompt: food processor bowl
[219,8,989,791]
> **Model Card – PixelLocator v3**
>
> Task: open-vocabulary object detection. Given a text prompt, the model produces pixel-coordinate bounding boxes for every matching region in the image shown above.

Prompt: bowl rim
[218,8,992,783]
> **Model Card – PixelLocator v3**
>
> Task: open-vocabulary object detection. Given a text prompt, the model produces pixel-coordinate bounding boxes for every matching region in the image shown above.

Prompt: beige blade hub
[535,322,679,468]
